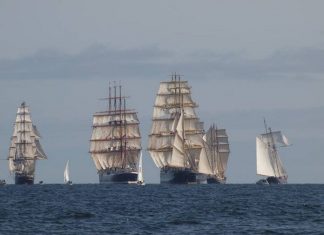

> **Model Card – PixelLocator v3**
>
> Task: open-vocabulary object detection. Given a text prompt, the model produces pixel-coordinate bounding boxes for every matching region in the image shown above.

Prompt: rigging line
[263,117,268,135]
[108,81,111,111]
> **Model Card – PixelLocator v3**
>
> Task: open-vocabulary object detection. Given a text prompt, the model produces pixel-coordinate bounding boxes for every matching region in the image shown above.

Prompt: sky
[0,0,324,184]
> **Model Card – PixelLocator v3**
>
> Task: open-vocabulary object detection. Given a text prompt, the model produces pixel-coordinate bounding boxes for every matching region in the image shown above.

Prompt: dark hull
[207,176,226,184]
[256,176,287,185]
[160,168,208,184]
[99,170,138,184]
[15,174,34,185]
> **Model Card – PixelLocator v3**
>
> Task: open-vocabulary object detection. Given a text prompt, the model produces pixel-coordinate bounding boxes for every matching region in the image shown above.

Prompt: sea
[0,184,324,234]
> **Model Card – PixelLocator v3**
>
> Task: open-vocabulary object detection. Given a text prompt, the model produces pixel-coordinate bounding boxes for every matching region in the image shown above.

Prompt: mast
[213,124,216,174]
[123,85,128,169]
[119,83,123,168]
[213,124,217,174]
[264,118,280,177]
[108,82,111,111]
[22,102,26,156]
[269,126,281,177]
[179,75,186,168]
[263,118,268,134]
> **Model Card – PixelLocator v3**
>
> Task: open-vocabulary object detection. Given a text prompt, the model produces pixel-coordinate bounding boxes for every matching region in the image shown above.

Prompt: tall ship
[256,119,290,185]
[8,102,47,185]
[89,83,142,184]
[148,74,215,184]
[205,124,230,184]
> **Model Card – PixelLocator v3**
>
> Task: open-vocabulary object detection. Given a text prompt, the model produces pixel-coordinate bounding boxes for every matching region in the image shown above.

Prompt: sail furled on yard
[205,125,230,178]
[7,102,47,174]
[256,130,288,177]
[148,75,210,173]
[89,84,141,172]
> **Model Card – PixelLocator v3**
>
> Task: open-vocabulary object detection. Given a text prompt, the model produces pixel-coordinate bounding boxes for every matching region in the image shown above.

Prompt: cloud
[0,44,171,80]
[0,45,323,81]
[250,47,324,80]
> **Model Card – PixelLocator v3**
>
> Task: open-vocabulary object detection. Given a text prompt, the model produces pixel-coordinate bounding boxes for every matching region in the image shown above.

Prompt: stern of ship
[160,167,207,184]
[99,169,138,184]
[266,176,287,184]
[15,173,34,185]
[207,175,226,184]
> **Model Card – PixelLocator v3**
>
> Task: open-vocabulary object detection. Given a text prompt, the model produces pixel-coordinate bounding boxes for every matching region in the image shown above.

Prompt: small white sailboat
[137,152,145,185]
[64,160,72,185]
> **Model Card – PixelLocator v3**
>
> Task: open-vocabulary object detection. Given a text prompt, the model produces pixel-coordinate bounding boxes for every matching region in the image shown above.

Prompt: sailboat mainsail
[256,120,290,184]
[137,152,145,185]
[89,83,142,184]
[64,160,72,184]
[148,74,212,184]
[7,102,47,185]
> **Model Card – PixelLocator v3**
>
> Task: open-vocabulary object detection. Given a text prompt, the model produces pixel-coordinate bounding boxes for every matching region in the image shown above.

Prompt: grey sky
[0,1,323,183]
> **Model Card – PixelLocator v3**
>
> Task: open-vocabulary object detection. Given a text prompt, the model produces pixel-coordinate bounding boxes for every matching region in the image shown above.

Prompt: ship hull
[207,176,226,184]
[99,170,138,184]
[160,168,208,184]
[256,176,287,185]
[15,174,34,185]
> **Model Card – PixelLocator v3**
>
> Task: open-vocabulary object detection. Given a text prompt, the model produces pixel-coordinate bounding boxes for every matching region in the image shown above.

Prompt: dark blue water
[1,184,324,234]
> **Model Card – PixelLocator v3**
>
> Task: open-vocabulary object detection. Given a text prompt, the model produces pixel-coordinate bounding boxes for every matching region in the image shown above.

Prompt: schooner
[148,74,219,184]
[256,119,290,184]
[8,102,47,185]
[89,83,142,184]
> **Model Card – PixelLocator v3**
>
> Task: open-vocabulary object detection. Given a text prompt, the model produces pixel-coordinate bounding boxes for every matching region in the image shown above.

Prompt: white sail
[35,139,47,159]
[198,143,213,175]
[256,135,287,177]
[170,111,186,167]
[256,137,276,177]
[64,160,70,183]
[137,152,144,183]
[260,131,290,147]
